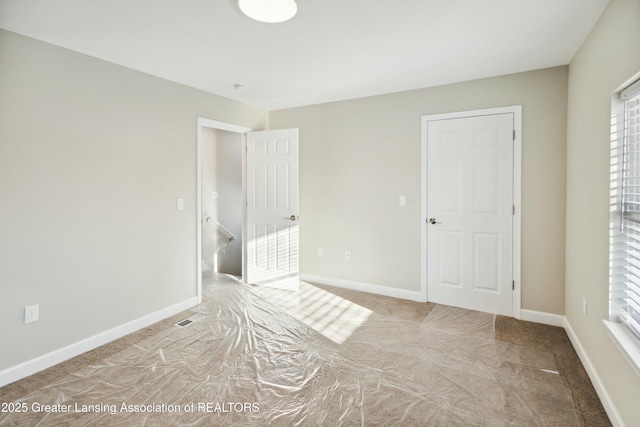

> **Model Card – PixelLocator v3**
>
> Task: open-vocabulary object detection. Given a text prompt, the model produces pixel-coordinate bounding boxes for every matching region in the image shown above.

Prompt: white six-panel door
[245,129,299,291]
[426,113,514,316]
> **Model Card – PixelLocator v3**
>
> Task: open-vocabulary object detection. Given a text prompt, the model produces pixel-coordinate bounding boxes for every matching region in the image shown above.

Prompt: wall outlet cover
[25,304,39,324]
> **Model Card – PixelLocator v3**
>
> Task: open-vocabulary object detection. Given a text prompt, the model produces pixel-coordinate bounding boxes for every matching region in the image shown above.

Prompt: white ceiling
[0,0,610,110]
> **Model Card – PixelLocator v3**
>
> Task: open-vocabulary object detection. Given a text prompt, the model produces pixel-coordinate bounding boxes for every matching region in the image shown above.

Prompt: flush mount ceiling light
[238,0,297,23]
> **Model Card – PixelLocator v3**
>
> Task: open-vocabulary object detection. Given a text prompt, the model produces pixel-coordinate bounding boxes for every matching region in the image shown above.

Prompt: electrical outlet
[345,250,351,261]
[25,304,39,324]
[317,247,324,257]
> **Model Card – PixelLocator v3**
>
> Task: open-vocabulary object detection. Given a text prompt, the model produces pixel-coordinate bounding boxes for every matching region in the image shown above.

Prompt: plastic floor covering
[0,274,580,426]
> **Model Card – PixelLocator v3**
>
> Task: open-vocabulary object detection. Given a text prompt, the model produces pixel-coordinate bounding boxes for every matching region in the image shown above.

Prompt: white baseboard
[0,297,198,388]
[520,309,565,327]
[563,318,623,427]
[520,310,622,426]
[300,274,425,302]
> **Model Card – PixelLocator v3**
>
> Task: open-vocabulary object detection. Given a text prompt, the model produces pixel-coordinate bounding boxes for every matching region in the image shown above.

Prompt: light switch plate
[399,195,406,207]
[177,198,185,211]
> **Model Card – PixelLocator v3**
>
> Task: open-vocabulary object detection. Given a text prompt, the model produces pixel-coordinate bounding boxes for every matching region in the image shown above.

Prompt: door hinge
[513,130,516,140]
[512,280,515,290]
[512,205,515,215]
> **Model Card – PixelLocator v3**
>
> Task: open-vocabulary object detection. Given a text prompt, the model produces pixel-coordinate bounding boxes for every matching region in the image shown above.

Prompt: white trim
[603,320,640,379]
[300,274,424,302]
[197,122,202,303]
[419,121,428,303]
[520,309,565,327]
[197,118,252,134]
[512,106,522,319]
[620,78,640,100]
[241,135,248,282]
[564,318,624,427]
[420,106,522,317]
[196,118,251,303]
[0,297,198,388]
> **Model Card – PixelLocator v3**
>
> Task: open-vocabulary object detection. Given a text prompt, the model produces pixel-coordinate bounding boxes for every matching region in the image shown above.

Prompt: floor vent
[175,313,205,327]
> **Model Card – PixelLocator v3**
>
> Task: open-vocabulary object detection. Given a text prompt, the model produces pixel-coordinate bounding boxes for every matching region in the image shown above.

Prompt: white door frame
[420,106,522,318]
[196,117,251,304]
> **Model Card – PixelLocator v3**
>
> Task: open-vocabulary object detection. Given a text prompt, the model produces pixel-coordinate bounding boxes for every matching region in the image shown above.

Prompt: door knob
[429,218,441,225]
[288,215,299,221]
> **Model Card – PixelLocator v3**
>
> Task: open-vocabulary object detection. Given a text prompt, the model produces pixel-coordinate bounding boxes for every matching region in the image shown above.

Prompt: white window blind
[618,80,640,339]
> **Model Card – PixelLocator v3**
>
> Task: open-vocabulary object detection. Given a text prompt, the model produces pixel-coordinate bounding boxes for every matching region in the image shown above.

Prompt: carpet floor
[0,272,610,426]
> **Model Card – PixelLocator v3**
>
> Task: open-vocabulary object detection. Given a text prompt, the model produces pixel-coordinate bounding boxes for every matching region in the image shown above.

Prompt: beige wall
[270,66,568,314]
[0,30,267,372]
[565,0,640,424]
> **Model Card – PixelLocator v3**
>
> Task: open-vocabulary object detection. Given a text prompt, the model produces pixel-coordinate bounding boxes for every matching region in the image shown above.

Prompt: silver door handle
[287,215,299,221]
[429,218,441,225]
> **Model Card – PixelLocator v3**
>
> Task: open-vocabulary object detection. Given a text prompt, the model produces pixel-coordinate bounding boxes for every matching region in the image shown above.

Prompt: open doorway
[196,119,301,302]
[201,127,242,276]
[196,118,251,303]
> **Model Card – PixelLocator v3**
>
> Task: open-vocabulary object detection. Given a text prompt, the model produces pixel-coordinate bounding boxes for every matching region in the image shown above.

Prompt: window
[610,77,640,353]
